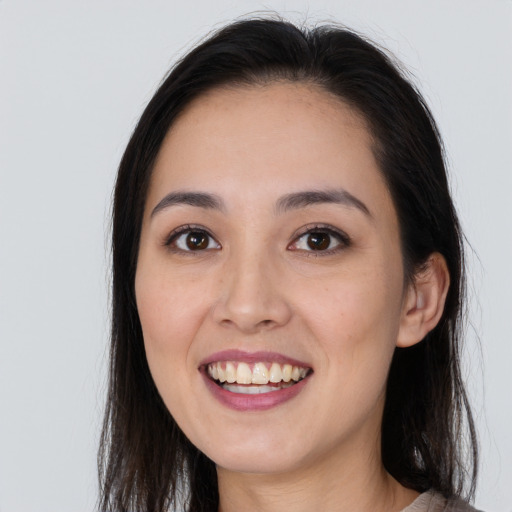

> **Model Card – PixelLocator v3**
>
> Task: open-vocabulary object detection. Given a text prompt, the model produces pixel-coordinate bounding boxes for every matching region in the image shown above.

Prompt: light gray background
[0,1,510,511]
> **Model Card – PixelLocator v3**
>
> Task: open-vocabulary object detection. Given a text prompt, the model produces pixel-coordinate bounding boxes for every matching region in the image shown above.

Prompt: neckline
[400,490,436,512]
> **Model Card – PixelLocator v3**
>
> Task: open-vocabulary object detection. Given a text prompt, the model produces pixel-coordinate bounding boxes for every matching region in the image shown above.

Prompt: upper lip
[199,349,312,369]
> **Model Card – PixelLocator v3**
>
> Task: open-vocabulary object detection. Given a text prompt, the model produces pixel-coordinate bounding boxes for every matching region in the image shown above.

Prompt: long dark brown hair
[98,18,478,512]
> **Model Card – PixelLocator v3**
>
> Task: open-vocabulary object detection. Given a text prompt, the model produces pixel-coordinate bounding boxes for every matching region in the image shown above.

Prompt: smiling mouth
[206,361,312,394]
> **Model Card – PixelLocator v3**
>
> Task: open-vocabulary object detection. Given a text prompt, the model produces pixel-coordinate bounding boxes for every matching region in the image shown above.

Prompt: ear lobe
[397,252,450,348]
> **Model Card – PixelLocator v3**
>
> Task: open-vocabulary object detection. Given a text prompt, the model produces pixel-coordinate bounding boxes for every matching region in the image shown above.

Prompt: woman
[98,18,480,512]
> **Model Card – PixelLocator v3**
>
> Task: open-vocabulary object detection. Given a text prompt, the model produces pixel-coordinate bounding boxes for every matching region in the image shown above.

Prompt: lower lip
[201,371,310,411]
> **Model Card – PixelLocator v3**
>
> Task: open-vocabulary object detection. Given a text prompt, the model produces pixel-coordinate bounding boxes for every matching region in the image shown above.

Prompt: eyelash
[164,223,351,256]
[288,224,351,256]
[164,224,220,254]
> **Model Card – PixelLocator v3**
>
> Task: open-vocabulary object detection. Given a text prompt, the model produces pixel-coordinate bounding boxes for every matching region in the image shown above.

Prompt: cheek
[135,263,210,352]
[134,271,204,420]
[297,270,403,427]
[297,260,404,383]
[308,273,402,338]
[134,267,209,422]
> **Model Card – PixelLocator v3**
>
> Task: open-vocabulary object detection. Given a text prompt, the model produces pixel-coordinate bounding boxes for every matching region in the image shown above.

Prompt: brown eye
[306,232,330,251]
[289,226,349,254]
[186,231,209,250]
[171,228,220,252]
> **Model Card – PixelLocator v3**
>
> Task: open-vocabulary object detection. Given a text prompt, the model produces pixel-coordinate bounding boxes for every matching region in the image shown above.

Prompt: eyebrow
[275,189,371,217]
[150,188,371,218]
[151,191,225,218]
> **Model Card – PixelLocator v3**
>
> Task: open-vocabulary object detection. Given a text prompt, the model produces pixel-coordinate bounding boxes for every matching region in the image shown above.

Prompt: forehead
[147,82,392,216]
[164,81,372,163]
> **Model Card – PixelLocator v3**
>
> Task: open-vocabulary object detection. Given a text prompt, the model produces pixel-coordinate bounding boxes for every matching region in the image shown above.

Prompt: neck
[216,432,418,512]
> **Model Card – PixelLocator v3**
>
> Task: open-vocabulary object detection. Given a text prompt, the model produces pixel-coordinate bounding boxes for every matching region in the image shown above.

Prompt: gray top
[401,490,482,512]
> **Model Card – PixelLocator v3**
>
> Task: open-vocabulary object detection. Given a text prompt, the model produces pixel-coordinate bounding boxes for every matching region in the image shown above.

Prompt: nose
[211,251,293,334]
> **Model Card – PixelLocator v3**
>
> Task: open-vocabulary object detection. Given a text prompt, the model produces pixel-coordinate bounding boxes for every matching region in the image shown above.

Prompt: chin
[213,451,305,475]
[196,428,315,475]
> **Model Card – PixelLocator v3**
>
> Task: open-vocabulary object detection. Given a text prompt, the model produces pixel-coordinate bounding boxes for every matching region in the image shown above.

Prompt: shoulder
[401,490,484,512]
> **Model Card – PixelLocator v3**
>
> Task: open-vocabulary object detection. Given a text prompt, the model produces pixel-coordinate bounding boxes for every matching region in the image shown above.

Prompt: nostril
[257,319,278,330]
[211,283,293,332]
[217,316,277,332]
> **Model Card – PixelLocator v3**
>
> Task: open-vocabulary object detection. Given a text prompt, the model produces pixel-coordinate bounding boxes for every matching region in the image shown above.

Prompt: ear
[397,252,450,348]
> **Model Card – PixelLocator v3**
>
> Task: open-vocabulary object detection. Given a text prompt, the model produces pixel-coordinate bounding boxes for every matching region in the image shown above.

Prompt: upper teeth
[207,361,309,385]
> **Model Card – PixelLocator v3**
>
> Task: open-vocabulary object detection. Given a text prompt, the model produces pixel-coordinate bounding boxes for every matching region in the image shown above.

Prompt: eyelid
[162,223,349,254]
[288,223,351,253]
[164,224,221,252]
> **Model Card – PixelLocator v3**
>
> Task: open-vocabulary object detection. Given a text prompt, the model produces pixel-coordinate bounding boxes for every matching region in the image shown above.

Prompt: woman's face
[135,83,409,475]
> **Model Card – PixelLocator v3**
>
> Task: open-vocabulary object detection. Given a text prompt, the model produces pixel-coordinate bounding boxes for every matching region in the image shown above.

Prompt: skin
[135,82,449,512]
